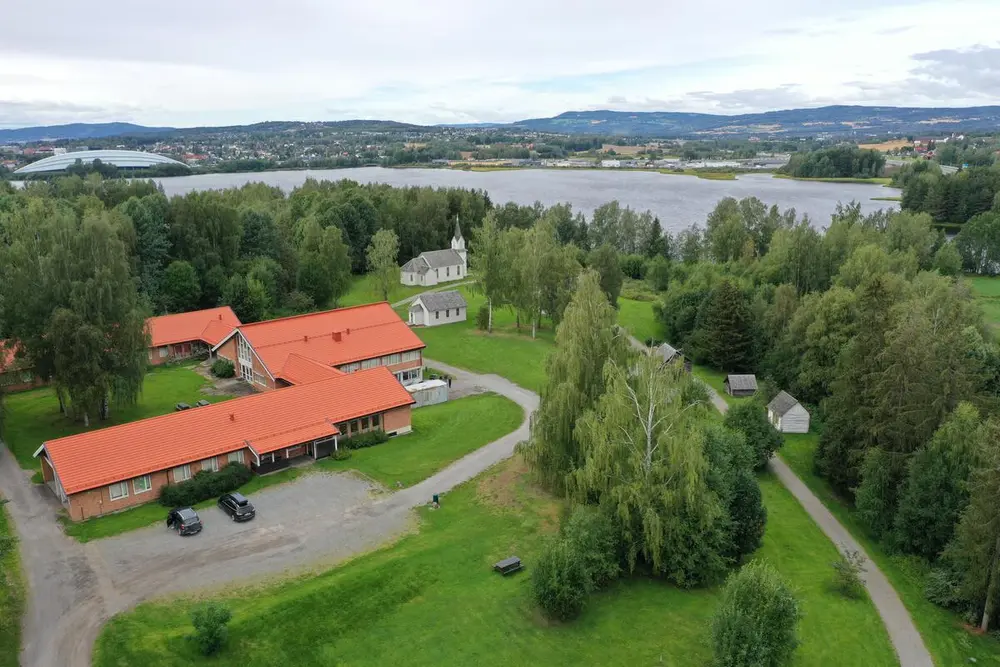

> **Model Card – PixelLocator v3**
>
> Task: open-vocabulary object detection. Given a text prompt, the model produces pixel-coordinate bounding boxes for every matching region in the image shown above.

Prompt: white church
[400,220,468,287]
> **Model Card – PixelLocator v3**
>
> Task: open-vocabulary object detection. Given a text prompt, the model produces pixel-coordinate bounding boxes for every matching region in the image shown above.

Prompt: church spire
[453,217,463,242]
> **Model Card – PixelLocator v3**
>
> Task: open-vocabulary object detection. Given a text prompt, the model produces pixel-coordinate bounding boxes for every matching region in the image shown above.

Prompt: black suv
[166,507,203,536]
[218,492,256,522]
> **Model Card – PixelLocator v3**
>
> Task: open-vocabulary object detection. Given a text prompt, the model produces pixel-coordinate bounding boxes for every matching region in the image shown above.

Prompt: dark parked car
[218,492,256,522]
[166,507,203,535]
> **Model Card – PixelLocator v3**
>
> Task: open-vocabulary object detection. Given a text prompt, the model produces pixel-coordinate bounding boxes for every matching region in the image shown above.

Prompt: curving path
[0,360,537,667]
[634,336,932,667]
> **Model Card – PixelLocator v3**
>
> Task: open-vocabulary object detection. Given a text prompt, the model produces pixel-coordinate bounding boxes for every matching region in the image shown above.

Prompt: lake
[154,168,897,233]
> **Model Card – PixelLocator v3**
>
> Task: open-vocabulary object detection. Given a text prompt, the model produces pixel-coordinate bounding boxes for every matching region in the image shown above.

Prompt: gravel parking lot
[95,472,413,600]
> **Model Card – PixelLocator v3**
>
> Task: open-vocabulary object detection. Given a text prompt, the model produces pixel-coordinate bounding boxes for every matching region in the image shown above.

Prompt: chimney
[218,313,222,320]
[229,413,235,421]
[345,328,351,335]
[333,331,342,342]
[304,334,309,342]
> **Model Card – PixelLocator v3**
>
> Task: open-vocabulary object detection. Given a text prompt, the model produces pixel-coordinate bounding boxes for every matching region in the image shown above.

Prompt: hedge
[159,462,252,508]
[339,429,389,450]
[211,358,235,378]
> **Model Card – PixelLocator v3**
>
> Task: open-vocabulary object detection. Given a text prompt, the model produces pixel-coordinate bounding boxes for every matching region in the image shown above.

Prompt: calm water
[153,168,897,233]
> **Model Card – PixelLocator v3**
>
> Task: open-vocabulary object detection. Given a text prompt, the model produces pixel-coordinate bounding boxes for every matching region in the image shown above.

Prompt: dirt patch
[477,457,561,533]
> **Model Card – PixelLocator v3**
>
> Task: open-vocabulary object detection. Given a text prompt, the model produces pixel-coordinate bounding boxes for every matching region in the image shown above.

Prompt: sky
[2,0,1000,128]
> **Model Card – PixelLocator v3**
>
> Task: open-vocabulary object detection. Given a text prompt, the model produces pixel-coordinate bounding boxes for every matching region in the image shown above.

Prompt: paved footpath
[0,359,537,667]
[636,337,932,667]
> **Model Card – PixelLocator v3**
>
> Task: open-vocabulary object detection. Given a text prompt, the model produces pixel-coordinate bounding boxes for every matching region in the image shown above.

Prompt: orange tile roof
[227,302,424,377]
[40,367,414,495]
[147,307,242,348]
[277,353,345,385]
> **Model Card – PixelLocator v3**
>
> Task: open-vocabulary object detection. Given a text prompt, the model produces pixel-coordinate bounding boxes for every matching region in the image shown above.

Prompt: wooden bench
[493,556,523,576]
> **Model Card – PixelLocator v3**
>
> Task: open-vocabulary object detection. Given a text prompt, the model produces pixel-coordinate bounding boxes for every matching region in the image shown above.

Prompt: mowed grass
[780,433,1000,665]
[3,363,233,469]
[0,505,25,667]
[338,274,445,308]
[967,275,1000,333]
[60,394,522,542]
[93,457,896,667]
[616,297,665,344]
[317,392,524,488]
[416,287,554,392]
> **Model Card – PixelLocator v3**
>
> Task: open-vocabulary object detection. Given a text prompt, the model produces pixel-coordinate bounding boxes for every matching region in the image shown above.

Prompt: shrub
[475,304,490,331]
[723,401,784,470]
[190,603,232,656]
[712,560,800,667]
[159,462,252,508]
[211,358,235,378]
[831,548,867,599]
[532,538,590,621]
[340,429,389,450]
[285,290,315,314]
[646,255,671,291]
[728,470,767,560]
[619,254,647,279]
[561,505,621,588]
[331,448,352,461]
[925,565,965,611]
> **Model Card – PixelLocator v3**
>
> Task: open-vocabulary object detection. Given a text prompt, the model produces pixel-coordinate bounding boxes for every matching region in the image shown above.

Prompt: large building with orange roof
[212,302,426,390]
[0,340,43,393]
[146,306,242,365]
[36,367,415,521]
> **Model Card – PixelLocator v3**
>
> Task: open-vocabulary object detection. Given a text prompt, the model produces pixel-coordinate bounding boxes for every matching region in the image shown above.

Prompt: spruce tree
[689,279,756,371]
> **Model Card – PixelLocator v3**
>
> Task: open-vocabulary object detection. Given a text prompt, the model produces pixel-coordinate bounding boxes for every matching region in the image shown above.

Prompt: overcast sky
[2,0,1000,128]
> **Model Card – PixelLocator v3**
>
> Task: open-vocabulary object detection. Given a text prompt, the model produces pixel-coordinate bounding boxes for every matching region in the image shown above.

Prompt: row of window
[435,307,464,320]
[336,413,381,437]
[341,350,420,373]
[107,451,244,502]
[397,368,422,384]
[237,335,253,364]
[435,265,463,278]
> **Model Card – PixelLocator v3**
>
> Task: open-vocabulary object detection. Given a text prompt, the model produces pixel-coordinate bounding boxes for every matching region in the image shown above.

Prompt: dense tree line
[900,162,1000,227]
[780,146,885,179]
[650,194,1000,631]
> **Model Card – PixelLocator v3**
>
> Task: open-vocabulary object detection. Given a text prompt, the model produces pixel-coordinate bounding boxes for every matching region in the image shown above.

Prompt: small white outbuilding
[408,290,467,327]
[767,390,810,434]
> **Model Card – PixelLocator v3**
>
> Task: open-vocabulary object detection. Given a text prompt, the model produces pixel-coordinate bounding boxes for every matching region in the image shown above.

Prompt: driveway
[0,359,537,667]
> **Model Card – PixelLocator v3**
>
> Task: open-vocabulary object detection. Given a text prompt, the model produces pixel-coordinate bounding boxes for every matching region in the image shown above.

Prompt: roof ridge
[247,417,335,444]
[237,301,391,330]
[251,317,409,349]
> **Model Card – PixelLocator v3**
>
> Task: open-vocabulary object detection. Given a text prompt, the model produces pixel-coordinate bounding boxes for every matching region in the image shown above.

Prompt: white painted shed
[409,291,468,327]
[406,379,449,408]
[767,390,810,434]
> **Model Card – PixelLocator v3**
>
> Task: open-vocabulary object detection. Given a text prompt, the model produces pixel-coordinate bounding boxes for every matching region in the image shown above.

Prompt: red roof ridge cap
[236,301,393,331]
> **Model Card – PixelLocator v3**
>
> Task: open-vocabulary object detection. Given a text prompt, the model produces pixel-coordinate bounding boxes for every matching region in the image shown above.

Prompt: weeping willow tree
[520,270,629,492]
[569,353,730,587]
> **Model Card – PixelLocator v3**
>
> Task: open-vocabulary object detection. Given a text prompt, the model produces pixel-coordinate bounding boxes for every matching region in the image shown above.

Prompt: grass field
[967,275,1000,333]
[0,504,24,667]
[317,392,524,488]
[3,363,233,470]
[772,174,895,186]
[658,169,738,180]
[338,274,429,308]
[780,433,1000,665]
[416,287,554,392]
[616,298,665,344]
[93,457,896,667]
[59,394,522,542]
[858,139,913,152]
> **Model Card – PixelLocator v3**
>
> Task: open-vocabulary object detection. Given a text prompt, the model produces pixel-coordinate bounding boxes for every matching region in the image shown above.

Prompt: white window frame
[173,464,191,482]
[108,481,129,501]
[158,346,168,358]
[253,371,267,386]
[133,475,152,495]
[200,457,219,473]
[361,358,379,370]
[228,451,244,464]
[402,350,420,363]
[237,335,252,364]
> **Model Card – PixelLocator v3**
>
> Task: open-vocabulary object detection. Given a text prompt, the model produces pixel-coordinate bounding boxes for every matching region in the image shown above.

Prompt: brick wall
[382,405,412,435]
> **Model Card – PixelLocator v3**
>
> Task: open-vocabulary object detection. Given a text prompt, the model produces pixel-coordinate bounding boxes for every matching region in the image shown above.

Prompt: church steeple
[451,218,467,267]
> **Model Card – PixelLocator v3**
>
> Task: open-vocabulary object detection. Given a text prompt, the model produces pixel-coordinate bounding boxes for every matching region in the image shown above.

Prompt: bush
[285,290,315,314]
[532,538,590,621]
[561,506,621,588]
[728,470,767,560]
[619,254,648,280]
[211,358,235,378]
[340,429,389,450]
[159,462,252,508]
[925,565,965,611]
[712,560,800,667]
[723,401,784,470]
[475,303,490,331]
[831,548,867,599]
[190,603,232,656]
[646,255,671,291]
[331,448,352,461]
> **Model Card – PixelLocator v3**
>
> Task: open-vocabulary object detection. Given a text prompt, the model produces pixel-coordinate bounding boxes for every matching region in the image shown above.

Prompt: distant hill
[510,105,1000,137]
[0,122,174,143]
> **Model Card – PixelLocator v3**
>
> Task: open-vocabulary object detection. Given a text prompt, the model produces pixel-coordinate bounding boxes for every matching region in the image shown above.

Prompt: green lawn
[93,457,896,667]
[0,504,24,667]
[339,274,442,308]
[616,297,665,344]
[60,394,522,542]
[417,287,554,392]
[772,174,895,186]
[780,433,1000,665]
[317,392,524,488]
[967,275,1000,333]
[3,363,234,470]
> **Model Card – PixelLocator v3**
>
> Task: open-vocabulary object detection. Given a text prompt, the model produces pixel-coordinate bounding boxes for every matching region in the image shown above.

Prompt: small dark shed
[724,374,758,397]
